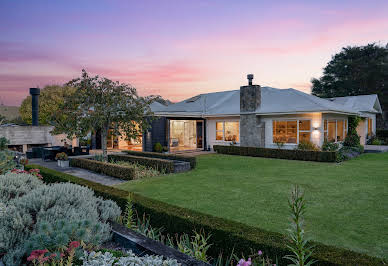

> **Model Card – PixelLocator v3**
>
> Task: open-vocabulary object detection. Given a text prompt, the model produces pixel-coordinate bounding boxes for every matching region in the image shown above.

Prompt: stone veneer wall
[240,85,265,147]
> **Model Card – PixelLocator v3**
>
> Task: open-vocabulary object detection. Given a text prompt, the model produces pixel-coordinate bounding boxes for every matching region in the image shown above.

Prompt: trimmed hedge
[24,165,383,265]
[70,158,135,180]
[213,145,337,162]
[131,194,383,266]
[123,150,197,169]
[108,154,174,173]
[24,164,129,211]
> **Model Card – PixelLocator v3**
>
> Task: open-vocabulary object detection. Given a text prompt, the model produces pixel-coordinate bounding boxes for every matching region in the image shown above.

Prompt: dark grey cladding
[29,88,40,126]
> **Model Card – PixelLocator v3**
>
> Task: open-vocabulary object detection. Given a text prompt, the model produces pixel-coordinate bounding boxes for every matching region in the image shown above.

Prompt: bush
[0,172,44,203]
[112,160,160,179]
[55,152,68,160]
[25,164,130,211]
[376,129,388,143]
[123,150,197,169]
[297,140,319,151]
[0,150,16,175]
[0,136,9,150]
[344,116,361,147]
[213,145,337,162]
[154,142,163,153]
[337,145,364,161]
[109,154,174,173]
[1,178,121,265]
[321,140,339,152]
[70,158,136,180]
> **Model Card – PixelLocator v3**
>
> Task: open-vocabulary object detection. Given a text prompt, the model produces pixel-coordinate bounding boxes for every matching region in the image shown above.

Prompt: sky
[0,0,388,106]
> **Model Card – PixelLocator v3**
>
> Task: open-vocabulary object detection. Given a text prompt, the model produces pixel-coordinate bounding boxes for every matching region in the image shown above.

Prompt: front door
[196,121,203,149]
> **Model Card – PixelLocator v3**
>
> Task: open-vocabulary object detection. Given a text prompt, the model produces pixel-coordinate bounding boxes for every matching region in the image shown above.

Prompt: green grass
[116,153,388,259]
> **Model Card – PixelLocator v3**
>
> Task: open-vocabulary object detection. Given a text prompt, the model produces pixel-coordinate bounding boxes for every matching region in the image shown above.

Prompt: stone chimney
[29,88,40,126]
[240,74,261,112]
[239,74,265,147]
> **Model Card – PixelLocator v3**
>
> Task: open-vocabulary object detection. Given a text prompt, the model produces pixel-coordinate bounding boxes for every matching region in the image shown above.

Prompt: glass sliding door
[169,120,198,151]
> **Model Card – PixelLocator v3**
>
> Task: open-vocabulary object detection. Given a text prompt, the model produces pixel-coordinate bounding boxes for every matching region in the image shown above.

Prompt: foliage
[236,249,277,266]
[0,179,121,265]
[123,150,197,169]
[25,164,130,212]
[53,70,157,158]
[213,145,337,162]
[81,249,180,266]
[284,186,316,266]
[109,154,173,173]
[311,43,388,112]
[0,136,9,150]
[321,140,339,152]
[0,172,43,203]
[0,150,16,174]
[337,146,364,161]
[111,160,160,179]
[55,152,68,161]
[19,85,77,125]
[154,142,163,153]
[296,140,319,151]
[343,116,362,147]
[93,154,106,162]
[367,135,383,145]
[70,158,136,180]
[175,230,211,263]
[274,140,285,149]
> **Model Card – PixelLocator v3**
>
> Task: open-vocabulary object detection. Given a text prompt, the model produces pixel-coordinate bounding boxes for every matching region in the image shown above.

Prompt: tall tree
[311,43,388,126]
[19,85,76,125]
[53,70,156,158]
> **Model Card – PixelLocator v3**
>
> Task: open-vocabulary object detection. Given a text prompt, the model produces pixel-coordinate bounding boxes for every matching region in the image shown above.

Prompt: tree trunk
[101,127,108,161]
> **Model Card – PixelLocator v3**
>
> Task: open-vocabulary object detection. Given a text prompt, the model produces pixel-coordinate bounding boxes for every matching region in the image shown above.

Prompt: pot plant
[55,152,69,168]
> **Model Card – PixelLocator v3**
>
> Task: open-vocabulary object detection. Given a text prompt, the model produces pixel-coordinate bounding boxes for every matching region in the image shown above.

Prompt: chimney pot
[30,88,40,126]
[247,74,254,85]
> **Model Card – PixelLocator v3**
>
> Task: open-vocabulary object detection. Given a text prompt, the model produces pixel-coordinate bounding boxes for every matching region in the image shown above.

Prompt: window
[367,118,373,137]
[324,119,347,142]
[273,120,310,144]
[216,121,239,142]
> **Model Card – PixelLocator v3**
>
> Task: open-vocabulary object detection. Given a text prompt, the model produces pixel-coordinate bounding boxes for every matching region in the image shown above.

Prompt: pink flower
[69,241,80,249]
[258,250,263,255]
[237,258,252,266]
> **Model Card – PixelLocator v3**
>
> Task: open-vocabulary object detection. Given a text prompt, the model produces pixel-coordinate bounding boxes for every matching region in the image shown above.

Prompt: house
[142,75,382,152]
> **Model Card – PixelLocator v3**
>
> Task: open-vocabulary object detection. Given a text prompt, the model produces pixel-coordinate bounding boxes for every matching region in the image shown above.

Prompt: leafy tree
[53,70,156,158]
[311,43,388,126]
[0,114,6,125]
[19,85,76,125]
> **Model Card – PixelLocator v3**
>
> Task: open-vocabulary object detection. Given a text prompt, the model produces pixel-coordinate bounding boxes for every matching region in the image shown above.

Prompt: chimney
[240,74,261,112]
[30,88,40,126]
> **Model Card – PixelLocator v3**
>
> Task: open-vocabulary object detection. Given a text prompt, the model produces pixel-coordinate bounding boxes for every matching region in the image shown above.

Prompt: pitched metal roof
[152,87,378,117]
[329,94,382,114]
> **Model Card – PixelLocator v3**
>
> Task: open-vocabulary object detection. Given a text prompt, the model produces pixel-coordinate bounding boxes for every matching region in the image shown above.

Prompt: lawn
[117,153,388,259]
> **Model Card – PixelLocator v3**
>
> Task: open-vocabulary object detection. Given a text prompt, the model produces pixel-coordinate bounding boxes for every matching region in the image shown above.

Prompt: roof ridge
[288,89,330,110]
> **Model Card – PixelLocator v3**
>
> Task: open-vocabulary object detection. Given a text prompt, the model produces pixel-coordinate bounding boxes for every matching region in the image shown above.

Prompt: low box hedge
[123,150,197,169]
[25,164,382,265]
[24,164,130,211]
[70,157,135,180]
[213,145,337,162]
[109,154,174,173]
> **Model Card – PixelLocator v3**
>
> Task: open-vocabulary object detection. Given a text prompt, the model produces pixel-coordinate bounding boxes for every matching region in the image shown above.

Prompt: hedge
[213,145,337,162]
[70,158,135,180]
[123,150,197,169]
[376,129,388,141]
[24,164,130,211]
[108,154,174,173]
[24,165,382,265]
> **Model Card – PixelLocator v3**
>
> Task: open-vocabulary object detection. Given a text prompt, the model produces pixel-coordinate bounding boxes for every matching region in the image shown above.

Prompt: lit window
[216,121,239,142]
[324,119,348,142]
[299,120,311,142]
[368,118,373,137]
[273,120,297,144]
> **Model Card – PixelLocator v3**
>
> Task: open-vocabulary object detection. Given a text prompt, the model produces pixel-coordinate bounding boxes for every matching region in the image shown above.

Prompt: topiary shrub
[0,172,44,203]
[153,142,163,153]
[0,181,121,265]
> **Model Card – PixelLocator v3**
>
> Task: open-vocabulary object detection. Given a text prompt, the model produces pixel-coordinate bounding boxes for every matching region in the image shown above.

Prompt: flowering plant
[27,241,81,266]
[237,250,276,266]
[11,168,43,179]
[55,152,68,161]
[19,157,29,165]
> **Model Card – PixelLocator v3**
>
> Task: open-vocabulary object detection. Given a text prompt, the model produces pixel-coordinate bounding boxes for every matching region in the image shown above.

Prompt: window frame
[272,119,311,145]
[215,120,240,143]
[323,119,348,143]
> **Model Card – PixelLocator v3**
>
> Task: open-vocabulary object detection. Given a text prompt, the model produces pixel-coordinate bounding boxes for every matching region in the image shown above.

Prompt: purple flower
[258,250,263,255]
[237,258,252,266]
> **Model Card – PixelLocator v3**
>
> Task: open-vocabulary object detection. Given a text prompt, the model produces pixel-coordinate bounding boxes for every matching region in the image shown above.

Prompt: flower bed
[213,145,338,162]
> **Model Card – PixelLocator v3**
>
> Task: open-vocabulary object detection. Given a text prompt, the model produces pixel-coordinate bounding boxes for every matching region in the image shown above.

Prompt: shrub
[367,135,383,145]
[0,136,9,150]
[25,164,130,211]
[109,154,174,173]
[112,160,160,179]
[213,145,337,162]
[123,150,197,169]
[1,180,121,265]
[81,250,180,266]
[297,140,319,151]
[70,158,136,180]
[321,140,339,152]
[376,129,388,143]
[0,150,16,175]
[55,152,68,161]
[0,172,44,203]
[344,116,361,147]
[154,142,163,153]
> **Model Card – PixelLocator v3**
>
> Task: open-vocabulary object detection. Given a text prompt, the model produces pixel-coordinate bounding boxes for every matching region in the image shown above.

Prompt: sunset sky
[1,0,388,106]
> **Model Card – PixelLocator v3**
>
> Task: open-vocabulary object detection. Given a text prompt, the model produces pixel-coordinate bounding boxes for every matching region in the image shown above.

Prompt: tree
[54,70,156,158]
[0,114,6,125]
[19,85,76,125]
[311,43,388,126]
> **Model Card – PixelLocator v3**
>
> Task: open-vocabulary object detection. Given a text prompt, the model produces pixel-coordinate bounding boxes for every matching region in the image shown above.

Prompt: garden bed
[213,145,337,162]
[109,154,175,173]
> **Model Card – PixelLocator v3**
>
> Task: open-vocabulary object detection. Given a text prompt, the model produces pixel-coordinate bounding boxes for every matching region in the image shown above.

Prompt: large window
[367,118,373,137]
[324,119,347,142]
[216,121,239,142]
[272,120,310,144]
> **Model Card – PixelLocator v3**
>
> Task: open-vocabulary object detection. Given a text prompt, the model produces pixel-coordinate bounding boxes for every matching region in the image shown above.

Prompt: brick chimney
[239,74,265,147]
[30,88,40,126]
